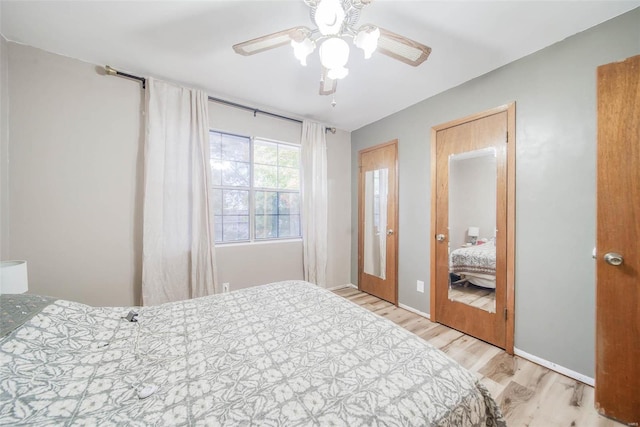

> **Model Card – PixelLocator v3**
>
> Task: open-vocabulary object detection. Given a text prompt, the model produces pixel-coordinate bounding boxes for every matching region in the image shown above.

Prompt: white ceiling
[1,1,638,131]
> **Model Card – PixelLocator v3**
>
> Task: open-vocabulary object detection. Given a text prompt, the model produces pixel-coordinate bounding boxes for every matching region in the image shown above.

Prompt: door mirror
[448,148,497,313]
[363,168,388,280]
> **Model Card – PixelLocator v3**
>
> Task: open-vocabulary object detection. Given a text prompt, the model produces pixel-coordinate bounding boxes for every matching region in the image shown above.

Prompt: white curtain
[301,120,328,287]
[142,78,217,306]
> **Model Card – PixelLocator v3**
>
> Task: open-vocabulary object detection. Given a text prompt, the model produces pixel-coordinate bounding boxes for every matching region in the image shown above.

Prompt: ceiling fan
[233,0,432,96]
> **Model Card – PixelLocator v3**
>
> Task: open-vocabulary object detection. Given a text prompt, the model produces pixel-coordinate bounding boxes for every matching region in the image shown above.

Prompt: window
[209,131,301,243]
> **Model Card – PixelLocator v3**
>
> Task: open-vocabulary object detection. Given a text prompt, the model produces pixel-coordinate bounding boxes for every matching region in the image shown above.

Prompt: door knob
[604,252,623,266]
[387,229,394,235]
[436,234,446,242]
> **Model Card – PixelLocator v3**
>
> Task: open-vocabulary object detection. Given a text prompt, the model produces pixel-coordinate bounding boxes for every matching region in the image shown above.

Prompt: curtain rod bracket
[105,65,146,89]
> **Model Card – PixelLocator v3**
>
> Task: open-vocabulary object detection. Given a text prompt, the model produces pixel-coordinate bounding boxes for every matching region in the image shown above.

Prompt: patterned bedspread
[0,281,505,426]
[450,242,497,276]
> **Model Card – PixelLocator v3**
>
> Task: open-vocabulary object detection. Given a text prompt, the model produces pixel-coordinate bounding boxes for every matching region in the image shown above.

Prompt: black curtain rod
[105,65,146,88]
[105,66,337,134]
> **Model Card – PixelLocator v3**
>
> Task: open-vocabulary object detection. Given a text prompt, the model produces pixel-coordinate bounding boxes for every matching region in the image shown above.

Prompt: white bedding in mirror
[450,242,497,289]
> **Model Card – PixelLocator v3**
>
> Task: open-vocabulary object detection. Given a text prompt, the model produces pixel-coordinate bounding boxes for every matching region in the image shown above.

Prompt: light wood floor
[333,287,624,427]
[449,281,496,312]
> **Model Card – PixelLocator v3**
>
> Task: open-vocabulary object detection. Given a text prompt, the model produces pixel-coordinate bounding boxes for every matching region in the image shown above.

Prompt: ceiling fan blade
[319,68,337,96]
[233,26,311,56]
[374,26,432,66]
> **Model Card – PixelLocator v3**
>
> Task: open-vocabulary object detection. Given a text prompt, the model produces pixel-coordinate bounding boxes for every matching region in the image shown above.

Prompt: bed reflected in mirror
[448,148,497,313]
[363,168,388,280]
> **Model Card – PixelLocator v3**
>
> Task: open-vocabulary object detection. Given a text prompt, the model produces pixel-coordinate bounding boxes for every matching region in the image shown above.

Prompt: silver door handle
[387,229,394,235]
[604,252,623,266]
[436,234,446,241]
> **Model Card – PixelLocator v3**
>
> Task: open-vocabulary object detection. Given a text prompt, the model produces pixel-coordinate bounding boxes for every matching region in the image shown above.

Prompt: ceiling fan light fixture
[319,37,350,70]
[314,0,345,35]
[354,26,380,59]
[291,37,316,66]
[232,1,432,96]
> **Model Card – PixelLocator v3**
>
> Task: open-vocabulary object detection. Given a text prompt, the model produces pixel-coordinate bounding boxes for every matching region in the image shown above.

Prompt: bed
[0,281,505,426]
[449,241,497,289]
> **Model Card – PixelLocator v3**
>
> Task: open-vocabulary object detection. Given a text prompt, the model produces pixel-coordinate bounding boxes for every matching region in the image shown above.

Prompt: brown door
[358,140,398,304]
[431,105,515,351]
[595,55,639,425]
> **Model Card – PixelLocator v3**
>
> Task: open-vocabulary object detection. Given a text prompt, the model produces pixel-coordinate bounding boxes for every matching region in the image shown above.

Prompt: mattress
[0,281,505,426]
[450,242,497,289]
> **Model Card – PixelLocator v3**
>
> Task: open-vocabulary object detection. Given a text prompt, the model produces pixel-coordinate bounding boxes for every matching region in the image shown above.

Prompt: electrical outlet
[222,282,230,293]
[417,280,425,293]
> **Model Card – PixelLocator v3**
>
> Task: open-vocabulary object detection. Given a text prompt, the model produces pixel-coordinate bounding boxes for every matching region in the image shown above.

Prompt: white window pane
[222,161,250,187]
[212,189,223,216]
[254,164,278,188]
[278,215,300,238]
[254,140,278,166]
[255,191,277,215]
[222,215,249,224]
[279,145,299,168]
[222,134,250,162]
[278,192,300,215]
[278,167,300,190]
[222,190,249,215]
[210,160,223,186]
[255,215,277,239]
[211,131,301,243]
[210,132,223,160]
[214,218,223,243]
[222,216,249,241]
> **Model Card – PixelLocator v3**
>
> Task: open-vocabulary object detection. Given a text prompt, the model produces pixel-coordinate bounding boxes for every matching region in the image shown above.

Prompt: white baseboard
[327,283,357,291]
[514,348,594,386]
[398,303,431,320]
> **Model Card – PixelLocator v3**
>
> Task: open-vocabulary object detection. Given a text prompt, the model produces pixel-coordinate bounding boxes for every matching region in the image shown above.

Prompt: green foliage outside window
[210,131,301,243]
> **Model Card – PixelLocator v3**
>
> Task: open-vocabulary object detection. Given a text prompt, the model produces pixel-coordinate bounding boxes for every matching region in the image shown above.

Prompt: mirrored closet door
[358,140,398,304]
[431,104,515,352]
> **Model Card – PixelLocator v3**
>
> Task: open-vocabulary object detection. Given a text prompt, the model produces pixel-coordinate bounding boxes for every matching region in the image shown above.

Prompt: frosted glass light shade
[291,38,315,66]
[319,37,350,70]
[354,27,380,59]
[314,0,345,35]
[0,260,29,294]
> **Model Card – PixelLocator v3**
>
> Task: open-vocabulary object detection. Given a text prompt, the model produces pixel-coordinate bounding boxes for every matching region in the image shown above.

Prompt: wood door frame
[358,139,399,305]
[429,103,516,354]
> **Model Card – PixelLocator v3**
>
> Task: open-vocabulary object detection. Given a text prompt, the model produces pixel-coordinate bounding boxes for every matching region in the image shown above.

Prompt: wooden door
[358,140,398,304]
[431,105,515,352]
[595,55,639,425]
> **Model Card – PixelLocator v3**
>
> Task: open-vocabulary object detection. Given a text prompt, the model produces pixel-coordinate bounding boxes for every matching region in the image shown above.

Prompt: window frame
[209,129,302,245]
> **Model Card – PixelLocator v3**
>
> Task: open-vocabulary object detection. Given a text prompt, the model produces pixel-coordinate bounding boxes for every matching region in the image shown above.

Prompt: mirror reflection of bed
[449,240,496,313]
[448,148,497,313]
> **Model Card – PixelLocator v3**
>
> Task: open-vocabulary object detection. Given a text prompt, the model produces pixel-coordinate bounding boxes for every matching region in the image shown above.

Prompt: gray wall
[0,36,8,261]
[7,42,144,306]
[4,42,352,306]
[351,8,640,378]
[449,153,497,249]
